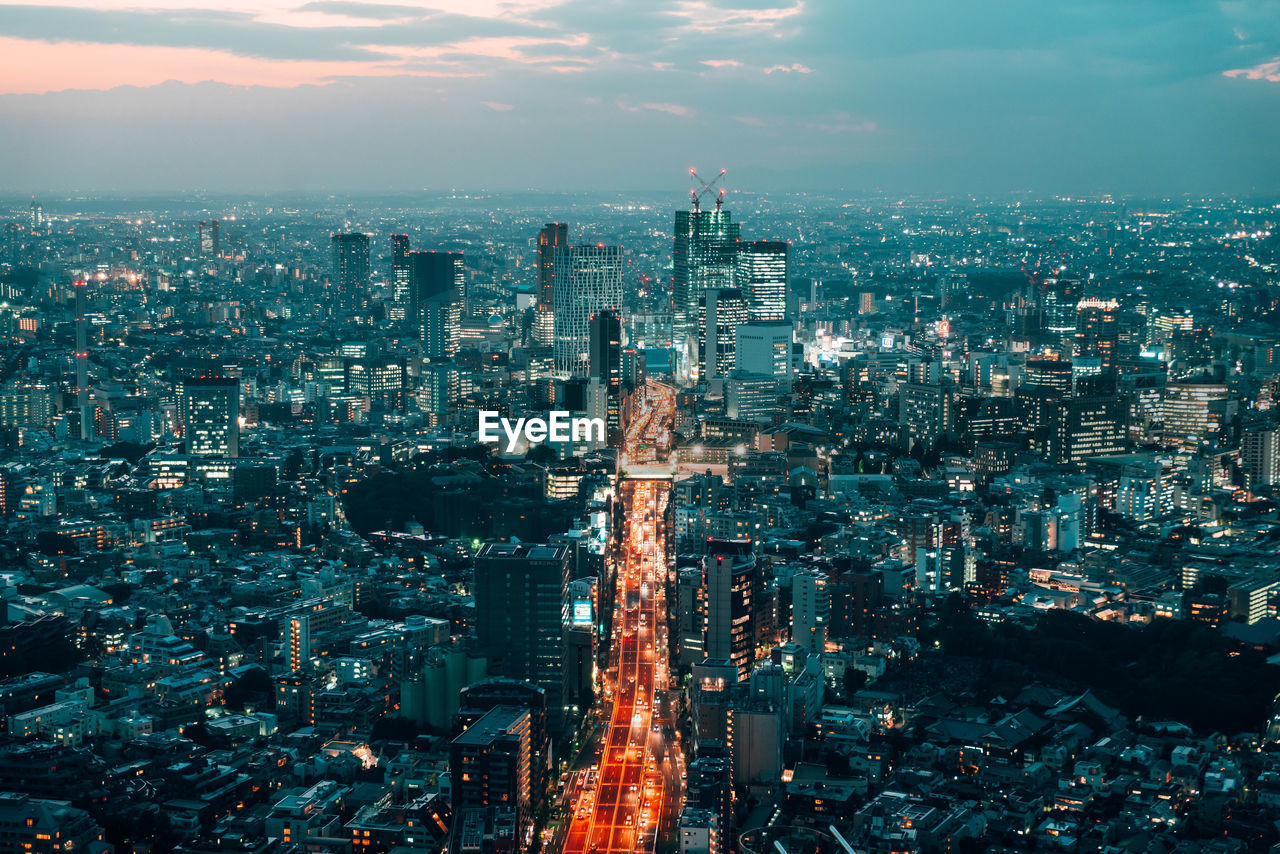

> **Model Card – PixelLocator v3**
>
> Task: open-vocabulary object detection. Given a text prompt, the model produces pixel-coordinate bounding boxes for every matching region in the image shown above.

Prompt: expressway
[561,384,679,854]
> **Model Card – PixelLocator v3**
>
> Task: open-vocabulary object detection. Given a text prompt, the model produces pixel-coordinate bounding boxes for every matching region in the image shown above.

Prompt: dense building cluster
[0,189,1278,854]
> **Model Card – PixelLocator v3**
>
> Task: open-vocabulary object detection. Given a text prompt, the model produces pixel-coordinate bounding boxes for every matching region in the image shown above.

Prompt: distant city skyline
[0,0,1278,195]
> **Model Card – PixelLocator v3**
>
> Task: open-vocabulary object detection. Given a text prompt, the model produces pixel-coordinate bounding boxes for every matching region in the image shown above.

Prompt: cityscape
[2,1,1280,853]
[0,185,1278,854]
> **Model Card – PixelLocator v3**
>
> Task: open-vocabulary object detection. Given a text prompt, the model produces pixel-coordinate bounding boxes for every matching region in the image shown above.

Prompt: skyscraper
[389,233,411,323]
[408,251,463,359]
[553,244,623,378]
[473,542,571,727]
[198,220,219,256]
[734,322,793,392]
[1044,395,1128,465]
[179,376,240,457]
[1040,277,1081,350]
[588,309,622,444]
[535,223,568,346]
[698,288,748,382]
[675,208,740,371]
[1242,426,1280,489]
[1074,297,1120,371]
[736,240,788,322]
[331,232,370,314]
[703,537,756,683]
[791,569,829,655]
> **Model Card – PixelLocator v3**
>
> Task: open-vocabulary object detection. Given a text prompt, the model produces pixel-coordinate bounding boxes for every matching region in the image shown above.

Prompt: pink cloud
[1223,58,1280,82]
[701,59,743,69]
[480,100,514,110]
[0,36,403,94]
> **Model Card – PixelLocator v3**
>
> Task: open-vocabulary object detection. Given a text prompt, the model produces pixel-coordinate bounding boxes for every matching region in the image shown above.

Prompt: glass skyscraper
[408,251,464,360]
[736,240,788,322]
[674,208,740,368]
[553,244,623,378]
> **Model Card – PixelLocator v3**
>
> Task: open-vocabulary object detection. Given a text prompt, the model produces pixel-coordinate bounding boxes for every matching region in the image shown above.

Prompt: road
[561,383,680,854]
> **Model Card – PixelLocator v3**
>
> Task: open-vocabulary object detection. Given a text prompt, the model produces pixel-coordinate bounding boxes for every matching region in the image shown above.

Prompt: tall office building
[535,223,568,346]
[1040,277,1081,349]
[1162,382,1234,450]
[736,240,788,322]
[389,234,411,323]
[698,288,748,382]
[1075,298,1120,371]
[1023,357,1074,395]
[198,220,219,257]
[703,538,756,683]
[331,232,371,314]
[553,244,623,378]
[1242,427,1280,489]
[791,570,829,655]
[179,377,240,458]
[675,208,740,367]
[588,309,623,444]
[1044,395,1128,465]
[408,251,464,360]
[473,542,571,727]
[735,322,794,392]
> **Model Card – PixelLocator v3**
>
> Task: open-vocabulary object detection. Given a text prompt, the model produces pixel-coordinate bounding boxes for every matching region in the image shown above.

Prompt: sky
[0,0,1278,196]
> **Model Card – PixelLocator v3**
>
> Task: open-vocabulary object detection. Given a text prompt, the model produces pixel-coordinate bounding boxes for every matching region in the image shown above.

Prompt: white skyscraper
[553,244,623,378]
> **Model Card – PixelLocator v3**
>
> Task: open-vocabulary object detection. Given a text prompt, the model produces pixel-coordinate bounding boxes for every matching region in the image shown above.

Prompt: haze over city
[2,0,1280,194]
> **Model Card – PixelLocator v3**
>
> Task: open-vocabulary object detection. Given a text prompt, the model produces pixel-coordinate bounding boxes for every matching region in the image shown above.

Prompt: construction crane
[689,168,726,212]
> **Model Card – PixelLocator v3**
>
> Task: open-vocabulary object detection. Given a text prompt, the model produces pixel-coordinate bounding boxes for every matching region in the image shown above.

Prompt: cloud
[481,100,515,110]
[1223,58,1280,81]
[617,100,696,117]
[733,115,765,126]
[763,62,812,73]
[809,111,877,134]
[295,1,428,19]
[701,59,743,68]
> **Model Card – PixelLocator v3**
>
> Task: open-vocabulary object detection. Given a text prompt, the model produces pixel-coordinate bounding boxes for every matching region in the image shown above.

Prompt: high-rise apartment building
[1242,426,1280,488]
[553,244,623,378]
[703,538,756,683]
[408,251,464,360]
[179,376,239,457]
[389,233,411,322]
[588,309,622,444]
[331,232,371,314]
[198,219,219,257]
[791,570,829,654]
[535,223,568,346]
[449,706,534,846]
[736,240,788,322]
